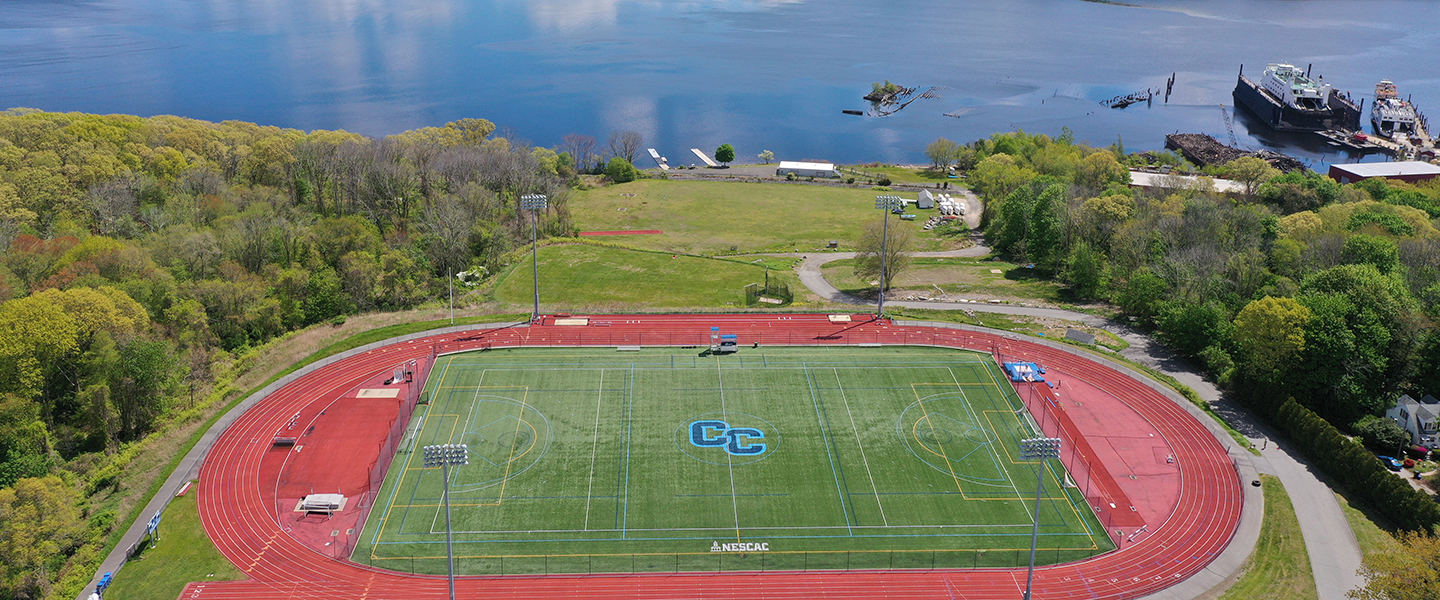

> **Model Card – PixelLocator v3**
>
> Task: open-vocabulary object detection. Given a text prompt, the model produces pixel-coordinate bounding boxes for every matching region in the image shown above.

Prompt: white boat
[1260,63,1334,111]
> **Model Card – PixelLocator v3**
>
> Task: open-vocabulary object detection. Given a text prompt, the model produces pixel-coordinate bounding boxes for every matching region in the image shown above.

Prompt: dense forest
[958,129,1440,472]
[0,108,597,599]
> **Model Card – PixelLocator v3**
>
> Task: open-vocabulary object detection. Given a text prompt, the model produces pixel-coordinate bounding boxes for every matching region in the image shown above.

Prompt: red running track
[187,314,1241,600]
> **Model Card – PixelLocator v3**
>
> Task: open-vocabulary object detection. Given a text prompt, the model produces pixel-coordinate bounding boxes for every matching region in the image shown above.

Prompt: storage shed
[1328,161,1440,184]
[776,161,840,178]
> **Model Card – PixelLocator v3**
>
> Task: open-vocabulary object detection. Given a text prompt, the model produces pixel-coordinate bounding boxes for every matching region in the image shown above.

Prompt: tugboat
[1233,63,1362,131]
[1371,80,1420,140]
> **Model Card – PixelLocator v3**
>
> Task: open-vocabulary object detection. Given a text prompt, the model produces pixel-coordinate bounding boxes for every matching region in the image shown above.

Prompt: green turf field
[353,346,1114,575]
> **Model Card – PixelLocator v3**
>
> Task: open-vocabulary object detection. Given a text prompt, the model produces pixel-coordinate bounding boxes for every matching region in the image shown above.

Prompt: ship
[1371,80,1420,140]
[1232,63,1361,131]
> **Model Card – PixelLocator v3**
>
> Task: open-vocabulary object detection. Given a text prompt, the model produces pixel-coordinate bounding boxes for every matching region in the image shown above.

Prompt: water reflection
[0,0,1435,167]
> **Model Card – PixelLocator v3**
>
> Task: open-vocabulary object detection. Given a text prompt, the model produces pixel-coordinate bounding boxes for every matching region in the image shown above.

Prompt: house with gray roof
[1386,393,1440,450]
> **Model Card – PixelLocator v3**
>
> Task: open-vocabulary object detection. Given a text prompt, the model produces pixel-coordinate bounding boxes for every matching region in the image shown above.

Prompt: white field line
[833,368,887,526]
[583,369,605,530]
[716,358,741,541]
[949,366,1032,523]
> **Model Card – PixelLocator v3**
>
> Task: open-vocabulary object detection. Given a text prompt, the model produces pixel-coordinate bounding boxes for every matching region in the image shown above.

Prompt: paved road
[790,243,1364,600]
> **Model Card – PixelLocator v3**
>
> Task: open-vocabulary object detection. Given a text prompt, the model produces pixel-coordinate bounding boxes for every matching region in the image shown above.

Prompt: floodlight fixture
[1019,437,1062,600]
[422,444,469,600]
[520,194,549,319]
[873,195,904,318]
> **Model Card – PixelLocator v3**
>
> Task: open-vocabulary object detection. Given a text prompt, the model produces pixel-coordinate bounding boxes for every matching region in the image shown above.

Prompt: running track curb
[77,322,527,600]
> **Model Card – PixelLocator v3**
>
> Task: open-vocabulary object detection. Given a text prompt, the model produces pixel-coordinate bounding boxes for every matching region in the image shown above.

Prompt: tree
[1075,151,1130,191]
[111,338,177,439]
[606,130,643,164]
[1352,416,1411,452]
[1225,156,1280,201]
[605,157,639,183]
[1343,234,1400,274]
[560,134,598,172]
[1232,296,1311,382]
[714,143,735,166]
[925,138,961,170]
[853,217,914,293]
[1028,183,1067,273]
[758,150,774,164]
[1065,241,1110,300]
[445,118,496,145]
[1157,300,1232,357]
[1348,530,1440,600]
[0,476,85,599]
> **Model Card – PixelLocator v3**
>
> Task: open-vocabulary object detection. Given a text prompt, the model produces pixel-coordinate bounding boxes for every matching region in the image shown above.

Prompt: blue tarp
[1002,362,1046,382]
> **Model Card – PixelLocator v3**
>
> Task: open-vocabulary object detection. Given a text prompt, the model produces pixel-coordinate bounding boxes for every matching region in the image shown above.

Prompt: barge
[1232,63,1361,132]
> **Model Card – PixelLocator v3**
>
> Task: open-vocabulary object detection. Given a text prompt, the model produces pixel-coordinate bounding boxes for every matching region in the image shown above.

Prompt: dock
[647,148,669,170]
[690,148,720,168]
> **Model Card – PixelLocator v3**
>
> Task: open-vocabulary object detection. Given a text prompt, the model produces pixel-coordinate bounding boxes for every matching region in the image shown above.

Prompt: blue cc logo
[690,420,767,456]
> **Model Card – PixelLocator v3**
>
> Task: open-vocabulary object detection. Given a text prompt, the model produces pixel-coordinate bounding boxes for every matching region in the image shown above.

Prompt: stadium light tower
[1020,437,1062,600]
[520,193,549,321]
[873,195,903,318]
[423,444,469,600]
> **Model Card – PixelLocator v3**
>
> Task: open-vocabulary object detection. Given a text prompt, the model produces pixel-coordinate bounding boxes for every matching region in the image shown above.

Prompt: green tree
[1224,156,1280,201]
[853,217,914,293]
[1065,241,1110,300]
[1232,296,1311,382]
[758,150,774,164]
[1114,269,1169,324]
[605,157,639,183]
[1028,183,1066,273]
[925,138,961,170]
[1075,151,1130,191]
[714,143,735,166]
[1157,300,1233,357]
[1352,416,1411,453]
[111,338,178,439]
[0,476,85,599]
[1348,530,1440,600]
[1342,234,1400,274]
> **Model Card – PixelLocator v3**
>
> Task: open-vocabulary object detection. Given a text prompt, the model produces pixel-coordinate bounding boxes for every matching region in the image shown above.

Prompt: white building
[1386,393,1440,450]
[775,161,839,178]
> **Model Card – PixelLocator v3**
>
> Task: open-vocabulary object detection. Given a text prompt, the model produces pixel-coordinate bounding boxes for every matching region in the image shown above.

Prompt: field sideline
[352,346,1112,575]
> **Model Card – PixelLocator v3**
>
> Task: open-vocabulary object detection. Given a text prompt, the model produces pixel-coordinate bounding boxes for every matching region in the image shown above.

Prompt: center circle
[674,412,780,466]
[450,396,552,491]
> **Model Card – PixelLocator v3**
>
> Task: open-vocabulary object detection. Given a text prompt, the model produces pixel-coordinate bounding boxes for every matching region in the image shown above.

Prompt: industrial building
[775,161,839,178]
[1327,161,1440,184]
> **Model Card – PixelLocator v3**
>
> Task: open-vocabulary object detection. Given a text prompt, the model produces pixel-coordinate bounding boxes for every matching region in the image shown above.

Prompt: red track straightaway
[188,315,1241,600]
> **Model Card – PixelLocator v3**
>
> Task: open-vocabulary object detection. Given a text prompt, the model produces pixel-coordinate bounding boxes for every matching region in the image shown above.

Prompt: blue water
[2,0,1437,167]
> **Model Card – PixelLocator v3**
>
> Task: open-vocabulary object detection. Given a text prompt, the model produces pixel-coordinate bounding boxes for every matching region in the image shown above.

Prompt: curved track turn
[187,315,1241,600]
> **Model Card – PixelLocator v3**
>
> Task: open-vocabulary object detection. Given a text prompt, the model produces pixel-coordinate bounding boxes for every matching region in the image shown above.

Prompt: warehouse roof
[1329,161,1440,178]
[777,161,835,170]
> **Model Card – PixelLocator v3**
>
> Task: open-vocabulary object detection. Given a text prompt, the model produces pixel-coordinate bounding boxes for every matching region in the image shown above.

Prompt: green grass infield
[352,346,1113,575]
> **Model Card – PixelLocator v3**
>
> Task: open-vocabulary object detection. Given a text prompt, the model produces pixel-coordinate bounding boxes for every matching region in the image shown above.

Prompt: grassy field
[567,179,959,254]
[352,346,1112,575]
[1218,475,1316,600]
[104,484,245,600]
[823,257,1069,304]
[493,244,801,310]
